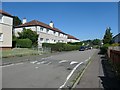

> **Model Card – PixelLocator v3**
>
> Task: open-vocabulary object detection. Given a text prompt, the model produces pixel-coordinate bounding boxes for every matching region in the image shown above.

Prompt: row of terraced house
[0,10,80,50]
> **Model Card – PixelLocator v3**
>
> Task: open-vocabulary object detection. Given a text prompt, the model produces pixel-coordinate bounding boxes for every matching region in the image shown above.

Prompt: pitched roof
[67,34,79,40]
[15,20,67,35]
[0,10,13,17]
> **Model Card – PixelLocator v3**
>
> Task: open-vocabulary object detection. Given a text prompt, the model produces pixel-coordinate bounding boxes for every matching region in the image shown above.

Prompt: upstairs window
[0,33,3,41]
[46,29,49,33]
[0,14,2,23]
[54,31,56,35]
[40,27,43,31]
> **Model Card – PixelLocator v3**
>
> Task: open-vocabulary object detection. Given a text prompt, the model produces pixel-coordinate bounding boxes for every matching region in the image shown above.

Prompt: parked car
[79,46,85,51]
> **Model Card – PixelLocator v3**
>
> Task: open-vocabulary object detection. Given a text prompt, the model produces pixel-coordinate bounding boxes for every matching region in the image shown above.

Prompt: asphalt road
[2,49,97,88]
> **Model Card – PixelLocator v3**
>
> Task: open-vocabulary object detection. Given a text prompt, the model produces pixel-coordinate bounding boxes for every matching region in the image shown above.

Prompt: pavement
[2,49,97,88]
[75,50,120,89]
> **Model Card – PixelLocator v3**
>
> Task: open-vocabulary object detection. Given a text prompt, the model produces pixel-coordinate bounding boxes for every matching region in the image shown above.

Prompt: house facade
[0,10,13,50]
[112,33,120,43]
[67,34,80,43]
[14,19,68,48]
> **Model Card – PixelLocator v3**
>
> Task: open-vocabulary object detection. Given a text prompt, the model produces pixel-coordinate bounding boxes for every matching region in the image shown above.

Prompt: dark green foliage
[12,35,18,48]
[16,39,32,48]
[92,39,101,45]
[13,16,22,27]
[103,27,113,44]
[42,43,80,52]
[63,44,80,51]
[100,44,110,54]
[18,28,39,46]
[68,42,82,45]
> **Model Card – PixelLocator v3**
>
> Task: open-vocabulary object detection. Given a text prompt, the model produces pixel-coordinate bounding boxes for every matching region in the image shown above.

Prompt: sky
[2,2,118,41]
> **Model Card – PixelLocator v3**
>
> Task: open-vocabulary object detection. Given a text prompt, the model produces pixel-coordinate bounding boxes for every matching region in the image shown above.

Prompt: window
[40,27,43,31]
[46,29,49,33]
[0,33,3,41]
[46,39,49,43]
[40,38,43,41]
[54,31,56,35]
[58,33,60,36]
[0,14,2,23]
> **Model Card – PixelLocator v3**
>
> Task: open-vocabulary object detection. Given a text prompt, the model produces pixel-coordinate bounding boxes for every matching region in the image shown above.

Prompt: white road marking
[36,61,47,64]
[35,67,39,69]
[59,60,68,63]
[70,61,78,65]
[30,61,38,64]
[59,57,91,89]
[2,63,23,67]
[46,62,51,65]
[59,61,83,89]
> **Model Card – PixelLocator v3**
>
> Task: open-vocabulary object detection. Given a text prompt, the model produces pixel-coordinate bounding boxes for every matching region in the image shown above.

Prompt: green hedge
[42,43,80,52]
[100,44,110,54]
[16,39,32,48]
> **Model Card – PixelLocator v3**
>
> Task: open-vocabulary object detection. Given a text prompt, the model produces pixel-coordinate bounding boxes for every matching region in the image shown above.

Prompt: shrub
[42,43,80,52]
[12,40,16,48]
[100,43,110,54]
[111,43,120,47]
[16,39,32,48]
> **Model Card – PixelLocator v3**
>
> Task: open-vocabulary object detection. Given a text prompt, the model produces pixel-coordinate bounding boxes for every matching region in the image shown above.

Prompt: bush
[111,43,120,46]
[16,39,32,48]
[42,43,80,52]
[100,43,110,54]
[12,40,16,48]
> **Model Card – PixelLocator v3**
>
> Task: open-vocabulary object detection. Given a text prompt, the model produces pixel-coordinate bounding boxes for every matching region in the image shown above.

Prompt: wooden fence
[108,46,120,77]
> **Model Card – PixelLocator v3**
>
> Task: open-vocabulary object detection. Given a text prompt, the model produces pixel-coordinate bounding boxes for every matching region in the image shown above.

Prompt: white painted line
[59,61,83,89]
[59,57,91,89]
[2,63,23,67]
[59,60,68,63]
[35,67,39,69]
[70,61,78,65]
[46,62,51,65]
[36,62,41,64]
[30,61,38,64]
[36,61,47,64]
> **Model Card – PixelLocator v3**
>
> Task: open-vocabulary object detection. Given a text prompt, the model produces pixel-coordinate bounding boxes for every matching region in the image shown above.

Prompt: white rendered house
[0,10,13,50]
[67,34,80,43]
[14,19,68,48]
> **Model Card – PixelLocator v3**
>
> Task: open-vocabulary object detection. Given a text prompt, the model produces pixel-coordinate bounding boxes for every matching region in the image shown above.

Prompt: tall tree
[13,16,22,27]
[18,28,39,46]
[103,27,113,44]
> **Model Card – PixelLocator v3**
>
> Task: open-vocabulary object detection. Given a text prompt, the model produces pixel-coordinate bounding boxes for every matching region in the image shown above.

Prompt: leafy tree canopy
[13,16,22,27]
[92,39,101,45]
[18,28,39,46]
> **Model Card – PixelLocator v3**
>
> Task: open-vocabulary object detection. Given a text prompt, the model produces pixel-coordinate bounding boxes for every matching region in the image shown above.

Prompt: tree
[92,39,101,45]
[103,27,113,44]
[18,28,39,46]
[13,16,22,27]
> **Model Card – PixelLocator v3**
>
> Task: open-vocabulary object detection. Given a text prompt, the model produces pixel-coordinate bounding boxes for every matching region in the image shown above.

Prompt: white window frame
[0,33,3,41]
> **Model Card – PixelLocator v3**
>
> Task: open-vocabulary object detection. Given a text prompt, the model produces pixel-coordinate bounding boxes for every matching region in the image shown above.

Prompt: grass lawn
[2,48,42,58]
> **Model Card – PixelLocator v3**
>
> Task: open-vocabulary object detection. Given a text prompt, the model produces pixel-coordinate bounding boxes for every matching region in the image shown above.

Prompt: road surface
[2,49,97,88]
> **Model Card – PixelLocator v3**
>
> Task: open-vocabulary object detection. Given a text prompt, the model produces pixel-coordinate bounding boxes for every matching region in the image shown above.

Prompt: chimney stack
[22,18,27,24]
[49,21,54,28]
